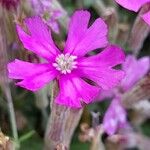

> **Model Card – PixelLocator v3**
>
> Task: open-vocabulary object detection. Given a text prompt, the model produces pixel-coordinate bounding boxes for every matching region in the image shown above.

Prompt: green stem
[5,86,20,149]
[0,7,20,149]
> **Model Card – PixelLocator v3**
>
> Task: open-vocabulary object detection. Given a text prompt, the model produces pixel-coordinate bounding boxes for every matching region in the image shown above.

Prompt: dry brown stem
[122,75,150,108]
[128,3,150,55]
[44,82,83,150]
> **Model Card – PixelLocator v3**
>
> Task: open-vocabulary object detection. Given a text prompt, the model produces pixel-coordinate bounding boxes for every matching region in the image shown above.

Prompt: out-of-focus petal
[121,55,150,91]
[52,10,63,19]
[115,0,150,12]
[7,59,58,91]
[142,11,150,25]
[31,0,44,14]
[47,19,60,34]
[103,97,127,135]
[95,89,114,102]
[55,74,99,108]
[77,45,125,90]
[17,16,59,61]
[64,10,108,56]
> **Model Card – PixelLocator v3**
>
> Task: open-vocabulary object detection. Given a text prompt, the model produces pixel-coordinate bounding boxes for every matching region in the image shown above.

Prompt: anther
[53,53,77,74]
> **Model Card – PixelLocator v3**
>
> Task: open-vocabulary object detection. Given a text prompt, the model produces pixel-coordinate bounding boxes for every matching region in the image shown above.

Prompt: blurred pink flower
[121,55,150,91]
[115,0,150,26]
[103,55,149,135]
[45,10,62,34]
[103,97,127,135]
[31,0,63,33]
[0,0,19,10]
[7,10,125,108]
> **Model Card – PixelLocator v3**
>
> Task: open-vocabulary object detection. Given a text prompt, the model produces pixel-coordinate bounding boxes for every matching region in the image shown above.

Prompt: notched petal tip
[7,59,20,79]
[16,16,43,35]
[72,9,91,17]
[16,15,59,61]
[105,44,126,65]
[107,44,126,64]
[65,9,108,56]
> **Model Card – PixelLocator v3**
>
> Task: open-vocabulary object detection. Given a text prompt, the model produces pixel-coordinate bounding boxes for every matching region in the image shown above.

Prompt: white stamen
[53,53,78,74]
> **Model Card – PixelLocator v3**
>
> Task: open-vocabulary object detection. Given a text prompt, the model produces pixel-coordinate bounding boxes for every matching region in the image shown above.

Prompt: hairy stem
[0,7,19,149]
[5,86,19,149]
[44,81,83,150]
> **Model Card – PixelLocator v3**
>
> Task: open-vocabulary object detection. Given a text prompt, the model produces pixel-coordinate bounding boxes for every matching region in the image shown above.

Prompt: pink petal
[31,0,43,14]
[115,0,150,12]
[121,55,150,91]
[77,45,125,90]
[17,71,57,91]
[7,59,53,79]
[7,59,58,91]
[96,89,114,102]
[103,97,127,135]
[52,10,63,19]
[17,16,59,61]
[64,10,90,54]
[142,11,150,26]
[55,74,99,108]
[64,10,108,56]
[47,19,60,34]
[78,45,125,67]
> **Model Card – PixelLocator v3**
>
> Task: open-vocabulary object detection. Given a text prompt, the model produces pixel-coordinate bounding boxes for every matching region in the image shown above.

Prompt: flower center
[53,53,77,74]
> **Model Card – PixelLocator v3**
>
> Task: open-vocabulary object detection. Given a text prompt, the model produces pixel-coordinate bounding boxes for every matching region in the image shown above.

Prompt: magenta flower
[7,10,125,108]
[103,55,149,135]
[115,0,150,26]
[121,55,150,91]
[103,97,127,135]
[31,0,63,33]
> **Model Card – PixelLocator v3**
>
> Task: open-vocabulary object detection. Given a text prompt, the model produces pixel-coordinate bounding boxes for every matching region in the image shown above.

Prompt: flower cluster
[102,55,150,135]
[7,10,125,108]
[115,0,150,25]
[31,0,64,33]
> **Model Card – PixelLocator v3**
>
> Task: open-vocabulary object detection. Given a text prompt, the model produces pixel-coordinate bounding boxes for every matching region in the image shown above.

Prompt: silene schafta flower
[7,10,125,108]
[102,55,150,135]
[115,0,150,26]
